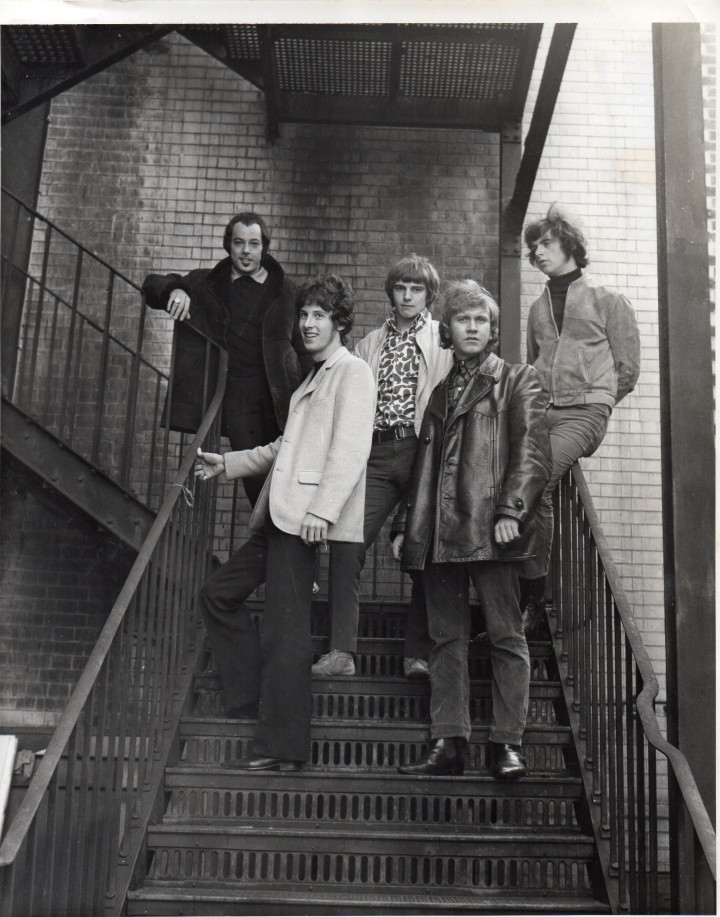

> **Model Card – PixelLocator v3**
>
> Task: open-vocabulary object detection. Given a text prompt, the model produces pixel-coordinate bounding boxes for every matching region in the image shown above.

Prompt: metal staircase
[126,602,610,915]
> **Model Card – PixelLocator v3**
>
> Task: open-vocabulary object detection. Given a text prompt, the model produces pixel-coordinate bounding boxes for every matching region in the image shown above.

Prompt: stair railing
[551,465,716,914]
[1,186,201,511]
[0,347,228,917]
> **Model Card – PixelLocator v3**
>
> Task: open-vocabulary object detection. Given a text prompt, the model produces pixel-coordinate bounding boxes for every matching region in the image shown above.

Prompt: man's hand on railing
[167,288,191,321]
[391,533,404,562]
[195,448,225,481]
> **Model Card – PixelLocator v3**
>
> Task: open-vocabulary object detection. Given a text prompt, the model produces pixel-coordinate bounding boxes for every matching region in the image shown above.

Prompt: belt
[372,426,416,444]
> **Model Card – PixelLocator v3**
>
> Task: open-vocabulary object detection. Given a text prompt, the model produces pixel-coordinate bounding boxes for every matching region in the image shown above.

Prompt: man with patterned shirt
[312,255,453,678]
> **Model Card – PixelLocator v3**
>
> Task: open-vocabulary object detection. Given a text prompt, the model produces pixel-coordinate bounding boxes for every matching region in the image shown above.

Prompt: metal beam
[652,22,715,914]
[1,398,154,552]
[498,118,523,362]
[507,24,576,233]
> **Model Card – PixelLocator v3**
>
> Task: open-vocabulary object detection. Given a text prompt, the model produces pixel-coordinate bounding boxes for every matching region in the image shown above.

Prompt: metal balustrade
[551,465,716,914]
[0,348,228,917]
[1,187,219,511]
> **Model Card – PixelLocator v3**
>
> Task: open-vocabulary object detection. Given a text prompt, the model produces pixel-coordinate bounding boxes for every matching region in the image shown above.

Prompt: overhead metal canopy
[179,24,543,136]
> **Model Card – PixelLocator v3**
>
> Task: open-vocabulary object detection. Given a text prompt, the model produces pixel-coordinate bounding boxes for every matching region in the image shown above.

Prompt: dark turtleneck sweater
[548,267,583,335]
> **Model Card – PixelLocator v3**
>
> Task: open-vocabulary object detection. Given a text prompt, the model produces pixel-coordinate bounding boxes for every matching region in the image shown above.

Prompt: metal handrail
[0,348,228,917]
[551,464,716,914]
[1,187,219,512]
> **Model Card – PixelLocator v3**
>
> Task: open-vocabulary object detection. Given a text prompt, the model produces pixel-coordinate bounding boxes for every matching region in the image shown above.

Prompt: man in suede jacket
[142,212,309,505]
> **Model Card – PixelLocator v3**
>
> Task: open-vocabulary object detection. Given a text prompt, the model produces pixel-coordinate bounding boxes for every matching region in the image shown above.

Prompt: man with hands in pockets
[194,274,374,772]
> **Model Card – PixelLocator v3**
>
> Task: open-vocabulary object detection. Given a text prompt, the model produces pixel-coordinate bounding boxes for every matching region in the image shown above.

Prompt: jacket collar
[295,345,349,399]
[207,253,285,302]
[429,351,503,420]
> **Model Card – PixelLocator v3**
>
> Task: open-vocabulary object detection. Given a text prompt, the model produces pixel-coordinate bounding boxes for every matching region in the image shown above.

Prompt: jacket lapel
[446,353,504,425]
[293,345,348,404]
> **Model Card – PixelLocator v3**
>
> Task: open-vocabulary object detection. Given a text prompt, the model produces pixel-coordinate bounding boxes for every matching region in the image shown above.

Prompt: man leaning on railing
[142,211,311,506]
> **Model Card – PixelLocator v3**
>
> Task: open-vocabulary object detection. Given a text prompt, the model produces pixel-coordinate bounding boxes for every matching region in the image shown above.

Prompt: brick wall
[27,27,668,630]
[520,25,666,690]
[0,453,135,727]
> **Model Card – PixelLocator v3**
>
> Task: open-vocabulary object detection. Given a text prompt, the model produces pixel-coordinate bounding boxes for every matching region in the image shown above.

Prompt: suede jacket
[527,272,641,408]
[354,316,453,435]
[398,353,551,571]
[141,254,308,434]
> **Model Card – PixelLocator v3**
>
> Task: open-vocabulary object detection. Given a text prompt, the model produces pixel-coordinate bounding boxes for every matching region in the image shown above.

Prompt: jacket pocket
[577,350,591,384]
[298,471,322,485]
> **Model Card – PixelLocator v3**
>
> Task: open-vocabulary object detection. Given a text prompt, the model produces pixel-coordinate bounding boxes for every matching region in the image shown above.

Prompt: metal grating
[274,38,392,95]
[401,39,520,99]
[165,786,580,830]
[224,25,262,61]
[6,25,82,65]
[148,846,594,892]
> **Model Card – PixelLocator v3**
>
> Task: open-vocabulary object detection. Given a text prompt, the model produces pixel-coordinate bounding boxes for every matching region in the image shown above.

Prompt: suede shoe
[403,657,430,679]
[397,738,469,776]
[522,596,549,640]
[222,754,302,772]
[490,742,527,780]
[312,650,355,676]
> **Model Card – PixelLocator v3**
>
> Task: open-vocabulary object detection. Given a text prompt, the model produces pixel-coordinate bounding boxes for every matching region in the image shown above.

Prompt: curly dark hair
[296,274,355,344]
[384,254,441,308]
[524,204,589,269]
[223,212,271,257]
[438,280,499,351]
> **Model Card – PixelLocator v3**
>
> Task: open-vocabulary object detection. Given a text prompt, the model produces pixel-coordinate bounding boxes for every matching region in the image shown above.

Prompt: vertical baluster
[54,722,81,914]
[596,574,609,820]
[635,675,648,912]
[59,248,83,442]
[28,224,53,420]
[578,512,590,739]
[159,334,177,498]
[625,637,638,913]
[560,473,571,660]
[40,293,61,429]
[614,604,628,910]
[372,540,379,601]
[230,480,240,556]
[605,588,620,879]
[648,742,659,913]
[121,293,146,490]
[550,488,561,639]
[66,316,85,450]
[133,573,158,796]
[146,372,164,510]
[164,505,184,721]
[91,271,115,466]
[570,480,580,705]
[3,194,24,398]
[588,534,601,801]
[67,698,95,917]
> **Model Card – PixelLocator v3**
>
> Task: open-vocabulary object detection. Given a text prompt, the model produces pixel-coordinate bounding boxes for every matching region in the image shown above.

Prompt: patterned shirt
[447,354,482,413]
[374,310,429,430]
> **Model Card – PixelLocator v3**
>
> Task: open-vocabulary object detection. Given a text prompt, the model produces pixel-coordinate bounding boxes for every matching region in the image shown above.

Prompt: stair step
[163,769,584,831]
[142,826,597,895]
[192,676,564,726]
[179,721,574,774]
[127,885,610,915]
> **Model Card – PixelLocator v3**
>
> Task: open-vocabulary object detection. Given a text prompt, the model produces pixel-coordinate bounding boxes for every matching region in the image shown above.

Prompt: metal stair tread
[194,675,562,692]
[164,766,584,791]
[180,718,572,736]
[147,822,596,851]
[127,884,610,913]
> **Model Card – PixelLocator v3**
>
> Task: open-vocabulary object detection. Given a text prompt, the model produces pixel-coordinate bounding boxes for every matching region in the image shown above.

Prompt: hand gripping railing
[1,186,204,511]
[0,347,228,917]
[551,465,716,914]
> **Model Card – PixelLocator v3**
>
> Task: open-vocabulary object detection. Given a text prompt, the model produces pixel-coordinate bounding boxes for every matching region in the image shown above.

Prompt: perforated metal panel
[400,40,520,99]
[7,26,82,65]
[224,25,262,61]
[275,38,392,96]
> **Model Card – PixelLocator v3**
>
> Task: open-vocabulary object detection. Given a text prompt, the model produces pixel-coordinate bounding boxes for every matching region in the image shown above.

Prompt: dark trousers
[199,520,315,762]
[423,560,529,745]
[328,436,431,658]
[223,373,281,506]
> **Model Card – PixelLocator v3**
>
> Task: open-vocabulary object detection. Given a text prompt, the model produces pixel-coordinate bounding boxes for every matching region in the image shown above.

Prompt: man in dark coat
[142,212,309,505]
[392,280,551,780]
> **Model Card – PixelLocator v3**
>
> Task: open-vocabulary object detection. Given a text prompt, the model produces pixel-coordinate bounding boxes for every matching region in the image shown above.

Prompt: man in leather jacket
[392,281,551,780]
[142,212,309,505]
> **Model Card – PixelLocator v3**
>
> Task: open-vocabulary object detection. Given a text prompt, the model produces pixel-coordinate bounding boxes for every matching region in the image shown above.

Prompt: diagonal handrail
[0,345,228,917]
[551,464,715,914]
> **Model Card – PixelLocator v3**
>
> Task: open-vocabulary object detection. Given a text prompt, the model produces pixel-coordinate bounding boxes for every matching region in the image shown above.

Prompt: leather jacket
[398,352,552,570]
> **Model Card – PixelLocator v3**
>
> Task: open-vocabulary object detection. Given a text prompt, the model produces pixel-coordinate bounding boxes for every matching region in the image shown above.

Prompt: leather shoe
[491,742,527,780]
[397,738,469,776]
[222,754,302,772]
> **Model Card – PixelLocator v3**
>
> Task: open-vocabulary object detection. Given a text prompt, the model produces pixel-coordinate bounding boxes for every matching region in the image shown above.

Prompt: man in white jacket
[313,255,453,678]
[195,274,375,771]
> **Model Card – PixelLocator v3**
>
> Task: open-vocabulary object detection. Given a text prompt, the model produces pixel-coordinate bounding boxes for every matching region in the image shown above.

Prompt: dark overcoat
[399,352,552,571]
[141,254,308,434]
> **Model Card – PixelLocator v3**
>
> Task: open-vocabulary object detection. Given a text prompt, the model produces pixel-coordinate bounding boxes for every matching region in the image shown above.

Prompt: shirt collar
[386,308,429,335]
[230,266,268,284]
